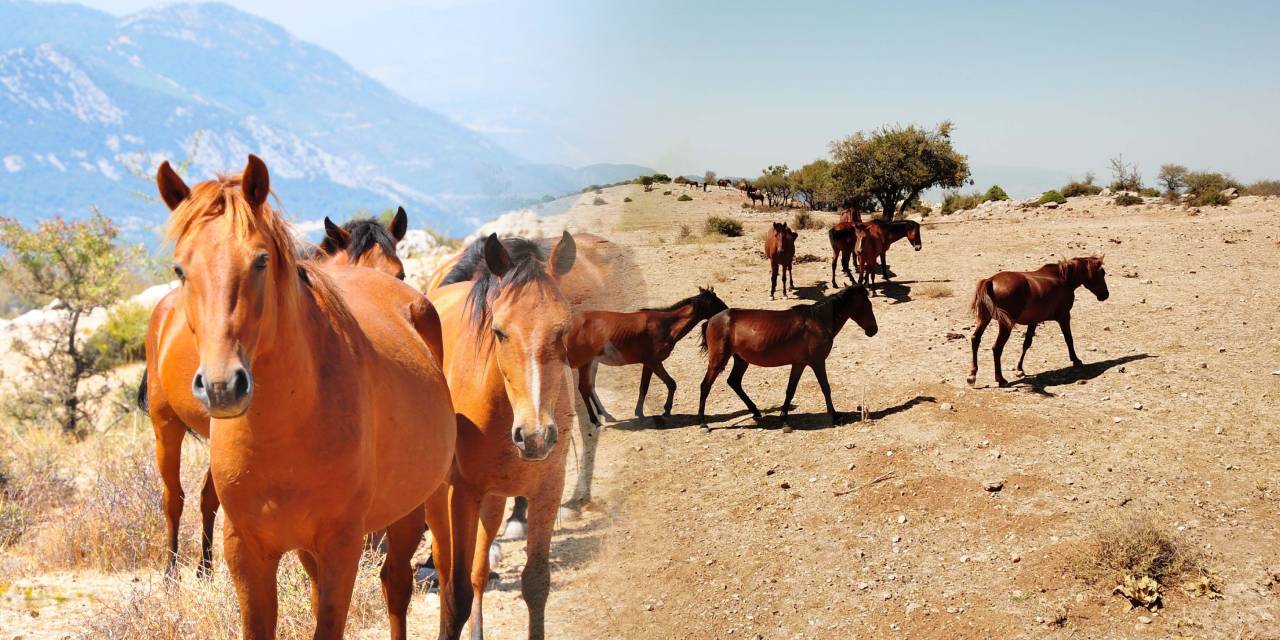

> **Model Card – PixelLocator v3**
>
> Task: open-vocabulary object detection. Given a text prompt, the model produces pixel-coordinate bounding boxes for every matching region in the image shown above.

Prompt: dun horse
[765,222,798,299]
[426,233,577,640]
[566,287,728,425]
[697,286,878,432]
[967,256,1109,387]
[153,155,454,639]
[140,209,410,580]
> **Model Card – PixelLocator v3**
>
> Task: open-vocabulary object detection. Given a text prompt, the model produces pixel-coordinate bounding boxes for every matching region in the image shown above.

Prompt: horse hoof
[996,379,1010,388]
[558,506,581,522]
[1014,369,1025,378]
[781,425,793,434]
[699,425,710,434]
[965,375,976,386]
[501,520,526,541]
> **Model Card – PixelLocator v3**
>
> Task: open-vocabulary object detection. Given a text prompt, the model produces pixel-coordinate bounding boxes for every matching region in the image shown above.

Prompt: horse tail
[136,367,149,413]
[972,277,1013,328]
[698,320,709,354]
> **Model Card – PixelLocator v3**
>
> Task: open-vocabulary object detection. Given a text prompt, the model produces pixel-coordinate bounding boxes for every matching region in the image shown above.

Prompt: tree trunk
[62,309,83,435]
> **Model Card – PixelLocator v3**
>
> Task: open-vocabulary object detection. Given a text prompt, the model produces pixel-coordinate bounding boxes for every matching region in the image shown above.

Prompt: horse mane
[165,174,352,328]
[442,235,551,336]
[792,286,863,319]
[1057,255,1103,285]
[307,217,398,260]
[644,291,704,312]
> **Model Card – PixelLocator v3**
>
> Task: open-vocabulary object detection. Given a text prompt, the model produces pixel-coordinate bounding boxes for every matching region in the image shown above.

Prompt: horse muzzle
[512,423,558,461]
[193,366,253,418]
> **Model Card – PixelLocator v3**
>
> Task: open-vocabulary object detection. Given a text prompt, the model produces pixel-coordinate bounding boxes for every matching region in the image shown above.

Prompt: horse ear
[321,217,350,254]
[548,230,576,277]
[389,206,408,242]
[242,154,270,209]
[156,161,190,211]
[483,233,512,278]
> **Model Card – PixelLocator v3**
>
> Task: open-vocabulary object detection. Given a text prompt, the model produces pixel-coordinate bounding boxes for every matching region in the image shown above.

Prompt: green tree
[0,214,141,434]
[829,122,971,220]
[1157,164,1189,200]
[789,160,838,210]
[1108,155,1143,193]
[983,185,1010,202]
[641,176,654,192]
[755,165,792,207]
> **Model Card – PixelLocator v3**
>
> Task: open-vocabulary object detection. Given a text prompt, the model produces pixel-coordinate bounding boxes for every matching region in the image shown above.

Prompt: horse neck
[655,304,701,343]
[245,280,329,425]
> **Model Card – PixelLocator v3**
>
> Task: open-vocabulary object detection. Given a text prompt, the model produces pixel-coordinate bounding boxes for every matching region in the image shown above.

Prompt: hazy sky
[78,0,1280,183]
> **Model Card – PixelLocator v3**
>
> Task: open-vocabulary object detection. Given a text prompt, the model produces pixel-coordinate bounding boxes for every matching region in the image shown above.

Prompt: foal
[967,256,1109,387]
[854,226,883,294]
[697,286,878,432]
[765,222,798,299]
[566,286,728,425]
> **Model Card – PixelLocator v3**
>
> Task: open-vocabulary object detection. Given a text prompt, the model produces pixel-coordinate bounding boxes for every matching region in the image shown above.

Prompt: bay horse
[696,285,878,433]
[765,222,798,299]
[967,256,1109,387]
[426,232,577,640]
[153,155,454,639]
[565,286,728,425]
[827,221,861,287]
[748,191,765,206]
[140,208,411,581]
[861,219,923,279]
[854,225,883,294]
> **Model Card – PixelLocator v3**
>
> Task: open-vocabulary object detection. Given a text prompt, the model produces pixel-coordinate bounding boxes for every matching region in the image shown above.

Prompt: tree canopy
[829,122,971,219]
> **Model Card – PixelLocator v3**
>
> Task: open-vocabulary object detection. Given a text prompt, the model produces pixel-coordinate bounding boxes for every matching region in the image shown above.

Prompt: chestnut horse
[140,209,411,580]
[426,232,577,640]
[765,222,798,299]
[862,220,923,278]
[153,155,454,639]
[566,286,728,425]
[967,256,1109,387]
[696,286,878,432]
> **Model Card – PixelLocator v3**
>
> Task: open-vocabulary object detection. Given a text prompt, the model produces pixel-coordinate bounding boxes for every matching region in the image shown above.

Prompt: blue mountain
[0,1,651,240]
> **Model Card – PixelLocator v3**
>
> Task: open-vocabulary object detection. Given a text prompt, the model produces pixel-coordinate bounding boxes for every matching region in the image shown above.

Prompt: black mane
[643,291,705,312]
[343,218,398,261]
[442,235,551,334]
[793,285,863,318]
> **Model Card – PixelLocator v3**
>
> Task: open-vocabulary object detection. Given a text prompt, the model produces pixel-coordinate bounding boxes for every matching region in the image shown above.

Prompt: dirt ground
[4,182,1279,639]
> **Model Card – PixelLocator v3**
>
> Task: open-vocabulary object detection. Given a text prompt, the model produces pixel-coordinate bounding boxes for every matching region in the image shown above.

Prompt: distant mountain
[0,1,652,240]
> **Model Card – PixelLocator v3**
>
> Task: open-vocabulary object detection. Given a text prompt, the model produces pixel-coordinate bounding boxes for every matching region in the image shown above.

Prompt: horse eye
[396,271,406,281]
[173,265,185,282]
[252,253,269,271]
[493,327,508,343]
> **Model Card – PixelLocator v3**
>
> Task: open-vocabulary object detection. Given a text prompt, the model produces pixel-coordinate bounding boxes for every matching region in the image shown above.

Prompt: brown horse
[153,155,454,639]
[717,178,732,189]
[861,219,923,278]
[566,287,727,425]
[967,256,1109,387]
[748,191,765,206]
[426,233,577,640]
[827,222,861,286]
[696,286,878,432]
[765,222,798,299]
[140,208,412,581]
[854,225,883,294]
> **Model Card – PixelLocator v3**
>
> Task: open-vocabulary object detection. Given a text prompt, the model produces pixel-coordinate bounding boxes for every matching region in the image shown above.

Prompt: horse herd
[137,155,1110,639]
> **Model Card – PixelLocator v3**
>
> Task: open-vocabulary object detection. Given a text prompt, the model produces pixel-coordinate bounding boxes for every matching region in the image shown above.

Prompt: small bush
[592,197,607,206]
[677,194,693,202]
[792,210,822,230]
[1037,190,1067,205]
[663,190,672,196]
[913,283,953,299]
[704,216,744,237]
[623,196,633,203]
[1184,171,1241,206]
[677,224,692,241]
[1070,517,1203,588]
[1246,179,1280,196]
[85,302,150,370]
[1114,193,1143,206]
[942,191,984,214]
[1138,187,1161,198]
[983,185,1009,202]
[1061,177,1103,198]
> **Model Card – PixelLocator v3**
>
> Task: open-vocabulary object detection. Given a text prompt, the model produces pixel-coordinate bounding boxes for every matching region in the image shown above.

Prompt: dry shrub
[592,197,607,206]
[794,253,823,264]
[913,283,953,299]
[791,210,823,230]
[85,552,389,639]
[1070,516,1203,588]
[704,216,743,237]
[0,428,76,548]
[677,224,692,242]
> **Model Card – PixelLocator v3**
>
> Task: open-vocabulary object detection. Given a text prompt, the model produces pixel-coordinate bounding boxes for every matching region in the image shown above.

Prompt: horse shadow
[792,281,833,301]
[774,394,937,431]
[1010,353,1154,396]
[607,407,760,431]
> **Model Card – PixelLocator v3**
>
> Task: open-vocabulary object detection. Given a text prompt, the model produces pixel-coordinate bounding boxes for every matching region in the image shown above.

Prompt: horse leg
[843,249,855,284]
[992,324,1012,387]
[223,520,282,640]
[424,479,479,639]
[968,315,989,386]
[726,355,762,421]
[589,360,615,422]
[1015,323,1037,377]
[811,360,839,425]
[830,250,839,287]
[153,416,185,580]
[697,354,729,429]
[648,359,677,417]
[881,249,889,279]
[635,365,653,418]
[780,364,804,431]
[575,365,599,427]
[566,386,601,508]
[523,475,566,640]
[305,528,364,639]
[468,495,505,640]
[381,504,427,640]
[1057,314,1084,367]
[198,466,219,579]
[503,496,529,540]
[770,261,778,299]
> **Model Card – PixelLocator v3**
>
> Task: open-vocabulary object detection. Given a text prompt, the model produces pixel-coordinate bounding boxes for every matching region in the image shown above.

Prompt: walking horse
[765,222,798,299]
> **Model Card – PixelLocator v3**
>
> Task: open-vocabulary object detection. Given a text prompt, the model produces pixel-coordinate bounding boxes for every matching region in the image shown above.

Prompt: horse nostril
[232,368,251,399]
[193,372,205,392]
[512,427,525,446]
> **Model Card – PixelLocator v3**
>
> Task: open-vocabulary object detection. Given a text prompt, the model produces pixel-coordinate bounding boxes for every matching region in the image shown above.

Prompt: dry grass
[0,427,76,549]
[913,283,954,298]
[1069,516,1204,588]
[791,210,824,230]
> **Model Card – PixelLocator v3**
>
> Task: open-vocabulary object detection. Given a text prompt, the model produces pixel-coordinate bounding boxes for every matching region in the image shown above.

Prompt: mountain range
[0,0,652,240]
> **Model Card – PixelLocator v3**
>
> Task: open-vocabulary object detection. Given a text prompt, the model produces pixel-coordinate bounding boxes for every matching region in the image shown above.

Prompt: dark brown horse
[748,191,765,206]
[717,178,732,189]
[765,222,798,299]
[967,256,1109,387]
[862,219,923,278]
[827,221,861,286]
[697,286,878,432]
[566,287,727,425]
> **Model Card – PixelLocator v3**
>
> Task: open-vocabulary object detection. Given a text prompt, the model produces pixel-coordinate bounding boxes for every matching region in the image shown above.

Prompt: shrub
[677,224,692,241]
[1061,172,1103,197]
[1138,187,1161,198]
[1037,190,1067,205]
[663,190,672,196]
[623,197,633,203]
[704,216,744,237]
[677,194,693,202]
[983,185,1010,202]
[1246,179,1280,196]
[651,173,671,183]
[1070,517,1204,589]
[1114,193,1143,206]
[941,191,983,214]
[913,283,953,299]
[1184,171,1241,206]
[85,302,149,370]
[592,197,606,206]
[792,210,822,230]
[1108,155,1143,192]
[1157,164,1189,200]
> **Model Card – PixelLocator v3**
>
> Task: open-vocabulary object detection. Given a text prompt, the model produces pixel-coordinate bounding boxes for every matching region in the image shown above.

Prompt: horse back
[723,308,826,367]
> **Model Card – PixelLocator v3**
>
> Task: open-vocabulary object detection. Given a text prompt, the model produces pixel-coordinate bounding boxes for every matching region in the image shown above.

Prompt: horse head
[906,221,923,251]
[837,285,878,337]
[317,207,408,279]
[1082,255,1109,301]
[692,286,729,320]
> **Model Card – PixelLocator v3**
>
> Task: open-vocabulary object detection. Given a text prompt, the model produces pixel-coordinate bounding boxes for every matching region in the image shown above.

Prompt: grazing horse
[748,191,765,206]
[853,225,883,294]
[717,178,732,189]
[566,287,728,425]
[696,286,878,432]
[967,256,1109,387]
[827,222,861,286]
[862,220,923,279]
[426,232,577,640]
[140,207,411,581]
[765,222,798,299]
[153,155,454,639]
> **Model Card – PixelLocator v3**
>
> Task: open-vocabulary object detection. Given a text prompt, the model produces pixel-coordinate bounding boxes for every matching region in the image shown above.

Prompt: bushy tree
[1060,172,1103,197]
[755,165,793,207]
[1183,171,1241,207]
[651,173,671,183]
[1157,164,1189,200]
[983,185,1010,202]
[789,160,839,210]
[641,176,654,192]
[1108,155,1143,193]
[0,214,141,434]
[829,122,971,220]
